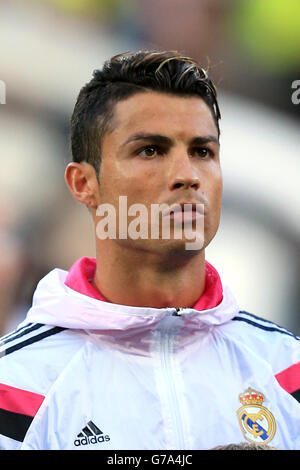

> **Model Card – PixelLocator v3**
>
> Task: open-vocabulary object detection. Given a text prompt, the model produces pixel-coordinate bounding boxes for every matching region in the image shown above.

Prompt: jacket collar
[25,257,239,333]
[64,256,223,311]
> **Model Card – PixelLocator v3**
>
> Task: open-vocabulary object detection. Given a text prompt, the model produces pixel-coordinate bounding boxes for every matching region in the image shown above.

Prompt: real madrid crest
[237,387,276,444]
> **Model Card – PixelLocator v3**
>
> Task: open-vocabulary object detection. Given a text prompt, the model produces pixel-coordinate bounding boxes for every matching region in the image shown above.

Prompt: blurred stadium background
[0,0,299,335]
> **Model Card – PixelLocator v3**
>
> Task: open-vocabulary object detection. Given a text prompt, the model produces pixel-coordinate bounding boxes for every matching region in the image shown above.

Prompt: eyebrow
[123,132,219,147]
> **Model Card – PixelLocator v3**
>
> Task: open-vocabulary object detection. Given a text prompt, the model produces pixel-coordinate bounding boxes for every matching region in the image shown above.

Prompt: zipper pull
[172,308,185,316]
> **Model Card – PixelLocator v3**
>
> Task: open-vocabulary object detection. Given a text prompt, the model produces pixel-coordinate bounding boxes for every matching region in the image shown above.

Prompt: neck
[92,242,206,308]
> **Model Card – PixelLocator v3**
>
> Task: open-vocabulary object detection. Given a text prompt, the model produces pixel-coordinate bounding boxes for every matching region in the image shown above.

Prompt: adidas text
[74,420,110,446]
[74,434,110,446]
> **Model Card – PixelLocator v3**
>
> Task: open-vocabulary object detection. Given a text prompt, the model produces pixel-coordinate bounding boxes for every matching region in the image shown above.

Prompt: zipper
[159,312,186,449]
[172,308,186,316]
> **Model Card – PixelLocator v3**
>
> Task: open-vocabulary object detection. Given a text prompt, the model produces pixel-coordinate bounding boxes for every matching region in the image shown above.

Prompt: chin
[152,237,206,258]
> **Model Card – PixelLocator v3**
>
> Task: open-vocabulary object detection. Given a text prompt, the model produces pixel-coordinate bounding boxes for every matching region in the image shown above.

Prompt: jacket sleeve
[0,322,80,449]
[0,382,45,450]
[231,311,300,403]
[275,361,300,403]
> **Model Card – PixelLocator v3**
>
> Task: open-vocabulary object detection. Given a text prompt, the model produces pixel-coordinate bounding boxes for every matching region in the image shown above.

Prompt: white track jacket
[0,258,299,450]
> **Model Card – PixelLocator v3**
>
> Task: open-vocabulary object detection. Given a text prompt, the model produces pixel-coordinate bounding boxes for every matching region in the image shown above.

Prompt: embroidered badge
[237,387,276,444]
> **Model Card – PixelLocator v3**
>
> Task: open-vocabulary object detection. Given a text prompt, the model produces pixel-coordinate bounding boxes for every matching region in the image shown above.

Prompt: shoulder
[0,322,86,389]
[226,310,300,402]
[0,322,86,448]
[231,310,300,343]
[222,310,300,372]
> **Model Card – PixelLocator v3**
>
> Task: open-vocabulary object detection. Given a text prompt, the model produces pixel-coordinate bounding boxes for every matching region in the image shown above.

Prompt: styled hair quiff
[70,50,221,176]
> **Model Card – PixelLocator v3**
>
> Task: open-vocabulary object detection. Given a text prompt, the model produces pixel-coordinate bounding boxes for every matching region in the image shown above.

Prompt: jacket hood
[24,258,239,334]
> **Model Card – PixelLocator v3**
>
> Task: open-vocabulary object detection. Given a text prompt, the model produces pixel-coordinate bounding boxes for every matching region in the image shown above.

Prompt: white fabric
[0,268,299,450]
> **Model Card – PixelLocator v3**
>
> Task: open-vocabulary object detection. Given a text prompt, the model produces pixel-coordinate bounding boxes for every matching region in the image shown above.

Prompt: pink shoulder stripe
[0,383,45,417]
[275,362,300,394]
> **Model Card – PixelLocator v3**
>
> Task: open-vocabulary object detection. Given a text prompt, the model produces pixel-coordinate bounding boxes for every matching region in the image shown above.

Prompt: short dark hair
[70,50,221,176]
[211,442,278,450]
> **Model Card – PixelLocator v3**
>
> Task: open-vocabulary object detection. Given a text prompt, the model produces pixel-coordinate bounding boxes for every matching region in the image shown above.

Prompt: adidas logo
[74,421,110,446]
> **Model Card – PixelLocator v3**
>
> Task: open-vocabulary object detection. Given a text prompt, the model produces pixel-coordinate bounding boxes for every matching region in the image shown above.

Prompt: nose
[168,152,200,191]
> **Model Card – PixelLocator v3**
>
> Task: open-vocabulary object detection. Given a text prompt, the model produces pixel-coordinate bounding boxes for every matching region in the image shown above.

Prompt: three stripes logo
[74,421,110,446]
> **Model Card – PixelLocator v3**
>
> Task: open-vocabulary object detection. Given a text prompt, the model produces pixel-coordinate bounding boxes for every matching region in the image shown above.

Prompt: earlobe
[64,162,99,208]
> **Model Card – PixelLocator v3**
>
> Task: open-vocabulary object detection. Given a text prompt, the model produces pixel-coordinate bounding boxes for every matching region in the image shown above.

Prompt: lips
[163,202,204,215]
[163,202,205,221]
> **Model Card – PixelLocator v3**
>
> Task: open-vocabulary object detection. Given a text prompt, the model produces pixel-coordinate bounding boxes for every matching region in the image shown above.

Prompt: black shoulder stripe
[0,323,44,346]
[232,316,299,340]
[1,326,66,358]
[239,310,298,334]
[238,310,282,325]
[0,408,33,442]
[291,389,300,403]
[236,310,300,339]
[0,323,33,342]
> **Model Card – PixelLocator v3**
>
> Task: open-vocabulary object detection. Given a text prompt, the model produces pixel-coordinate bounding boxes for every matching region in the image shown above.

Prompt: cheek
[99,162,158,208]
[205,173,223,225]
[214,175,223,203]
[98,160,129,201]
[204,167,222,198]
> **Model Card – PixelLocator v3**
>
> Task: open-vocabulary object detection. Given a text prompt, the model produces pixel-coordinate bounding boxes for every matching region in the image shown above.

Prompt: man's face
[95,91,222,254]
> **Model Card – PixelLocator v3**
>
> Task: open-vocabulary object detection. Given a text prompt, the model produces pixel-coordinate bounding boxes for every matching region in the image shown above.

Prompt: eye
[191,147,213,159]
[137,146,160,158]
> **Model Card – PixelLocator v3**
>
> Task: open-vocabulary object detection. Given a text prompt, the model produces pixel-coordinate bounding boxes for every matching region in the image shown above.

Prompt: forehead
[108,91,218,141]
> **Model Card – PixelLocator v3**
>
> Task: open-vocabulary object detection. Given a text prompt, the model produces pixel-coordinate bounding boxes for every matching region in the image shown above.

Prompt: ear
[64,162,100,209]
